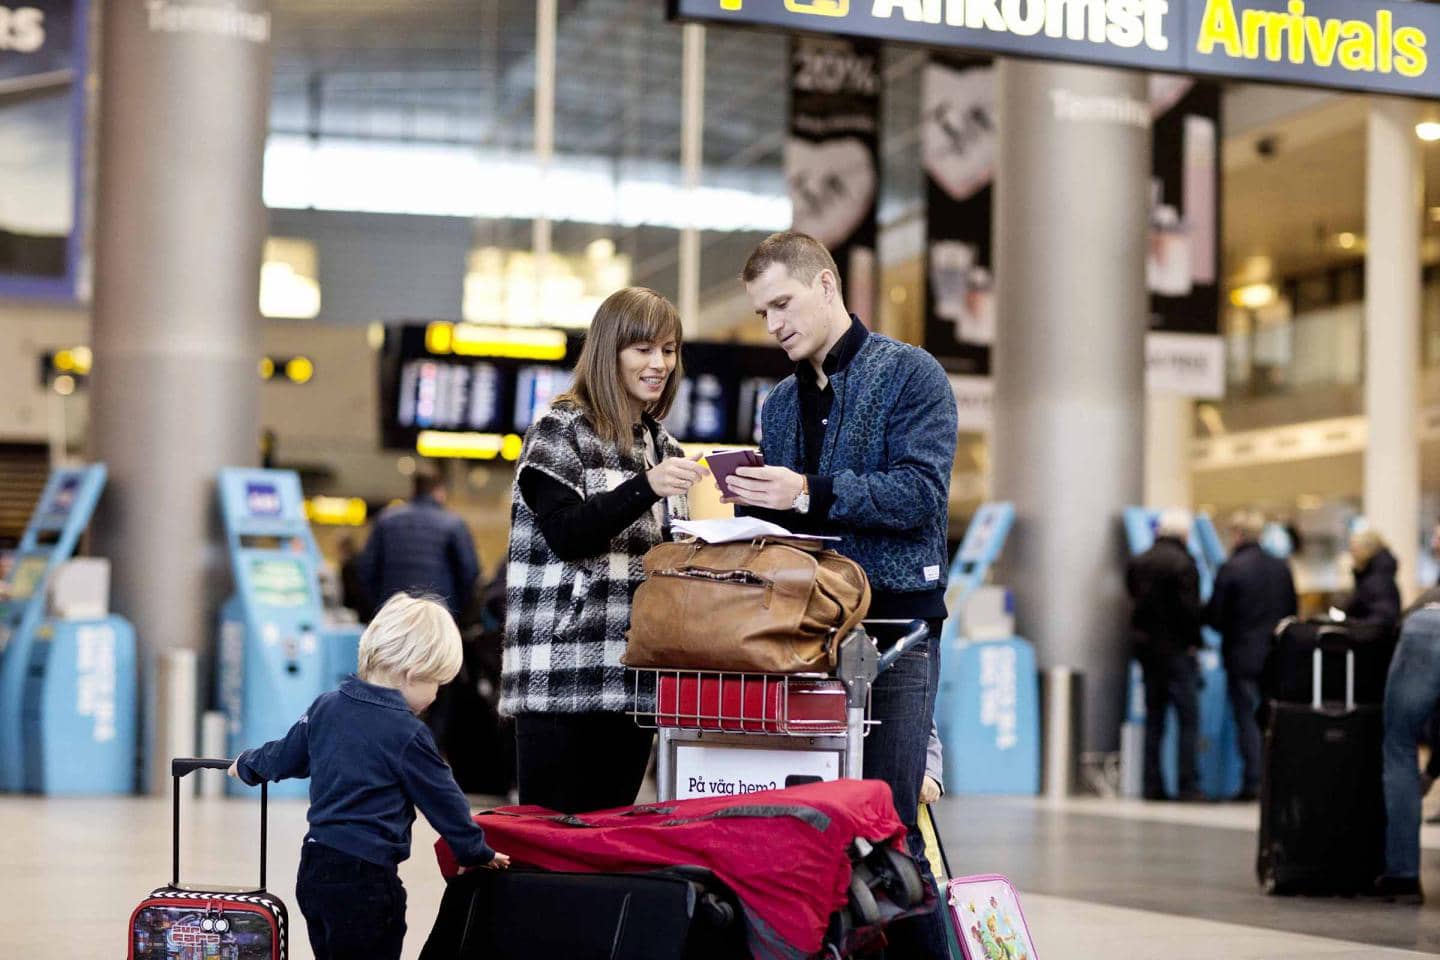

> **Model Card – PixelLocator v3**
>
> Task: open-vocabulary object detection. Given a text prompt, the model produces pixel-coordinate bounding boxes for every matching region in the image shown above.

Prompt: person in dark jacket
[357,469,480,619]
[229,594,510,960]
[1206,511,1297,801]
[726,232,958,960]
[1345,528,1402,633]
[1127,510,1204,802]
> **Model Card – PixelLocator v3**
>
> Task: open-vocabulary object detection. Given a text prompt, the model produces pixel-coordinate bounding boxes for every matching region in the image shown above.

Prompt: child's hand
[227,760,239,779]
[486,852,511,870]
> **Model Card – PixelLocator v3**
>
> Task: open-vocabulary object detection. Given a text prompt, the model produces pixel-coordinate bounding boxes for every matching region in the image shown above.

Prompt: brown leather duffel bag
[623,537,871,673]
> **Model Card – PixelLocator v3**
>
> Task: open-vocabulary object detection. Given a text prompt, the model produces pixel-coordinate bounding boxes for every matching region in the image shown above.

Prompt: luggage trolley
[630,619,930,803]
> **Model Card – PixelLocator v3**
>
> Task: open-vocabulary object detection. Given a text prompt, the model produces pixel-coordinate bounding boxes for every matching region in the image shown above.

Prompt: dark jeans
[1226,670,1263,793]
[1383,607,1440,879]
[515,710,655,813]
[296,841,406,960]
[1141,650,1199,798]
[866,620,948,960]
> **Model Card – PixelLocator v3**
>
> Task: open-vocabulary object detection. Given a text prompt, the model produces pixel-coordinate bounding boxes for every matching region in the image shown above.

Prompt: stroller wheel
[878,846,926,909]
[849,870,882,927]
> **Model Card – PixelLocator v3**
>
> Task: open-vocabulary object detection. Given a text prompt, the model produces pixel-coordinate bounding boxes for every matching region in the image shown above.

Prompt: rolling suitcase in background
[419,865,746,960]
[1257,643,1386,895]
[1266,618,1395,706]
[128,758,288,959]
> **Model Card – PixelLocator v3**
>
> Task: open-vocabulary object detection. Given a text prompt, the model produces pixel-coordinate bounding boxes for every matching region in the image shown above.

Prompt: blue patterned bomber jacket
[759,332,957,594]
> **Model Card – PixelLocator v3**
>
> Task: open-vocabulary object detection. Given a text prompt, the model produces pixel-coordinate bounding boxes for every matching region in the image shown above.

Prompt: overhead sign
[672,0,1440,99]
[0,1,88,299]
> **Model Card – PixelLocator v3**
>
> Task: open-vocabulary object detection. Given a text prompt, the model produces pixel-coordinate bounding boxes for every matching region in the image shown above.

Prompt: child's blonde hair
[358,593,463,685]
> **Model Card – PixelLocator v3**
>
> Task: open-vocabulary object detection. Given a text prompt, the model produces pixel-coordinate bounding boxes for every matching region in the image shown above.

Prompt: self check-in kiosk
[216,468,362,798]
[1122,508,1242,799]
[934,502,1041,795]
[0,465,138,794]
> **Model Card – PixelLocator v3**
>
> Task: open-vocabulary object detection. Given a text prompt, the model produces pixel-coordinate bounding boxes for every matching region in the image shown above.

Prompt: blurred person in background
[357,469,480,620]
[1345,527,1401,634]
[337,533,375,622]
[1127,509,1204,802]
[1207,510,1297,802]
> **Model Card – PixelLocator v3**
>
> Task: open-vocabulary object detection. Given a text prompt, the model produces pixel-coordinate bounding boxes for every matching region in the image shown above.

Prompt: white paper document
[670,517,839,544]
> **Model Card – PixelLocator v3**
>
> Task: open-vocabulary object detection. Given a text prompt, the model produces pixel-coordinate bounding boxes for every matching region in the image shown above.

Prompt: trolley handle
[875,619,930,674]
[171,757,268,892]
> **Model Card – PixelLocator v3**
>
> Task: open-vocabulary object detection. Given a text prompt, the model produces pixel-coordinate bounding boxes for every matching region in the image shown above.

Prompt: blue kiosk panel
[0,465,137,794]
[23,618,138,794]
[1122,508,1242,800]
[934,503,1040,795]
[217,469,360,798]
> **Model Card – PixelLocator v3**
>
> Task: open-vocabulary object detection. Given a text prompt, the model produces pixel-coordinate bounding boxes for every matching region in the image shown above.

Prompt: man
[357,468,480,619]
[726,231,957,959]
[1206,510,1297,802]
[1126,510,1204,802]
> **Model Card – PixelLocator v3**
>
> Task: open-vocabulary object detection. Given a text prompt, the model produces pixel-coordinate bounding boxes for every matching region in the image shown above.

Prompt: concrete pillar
[1363,98,1422,603]
[992,61,1150,753]
[89,1,271,789]
[1145,393,1194,511]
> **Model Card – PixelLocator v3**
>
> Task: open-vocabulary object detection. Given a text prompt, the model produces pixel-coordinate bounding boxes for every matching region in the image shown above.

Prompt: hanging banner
[922,55,995,376]
[0,0,88,299]
[674,0,1440,100]
[1148,77,1220,337]
[787,34,881,326]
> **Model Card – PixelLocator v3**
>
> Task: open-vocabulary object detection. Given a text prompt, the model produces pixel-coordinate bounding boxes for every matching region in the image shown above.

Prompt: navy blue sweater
[356,495,481,616]
[235,677,496,871]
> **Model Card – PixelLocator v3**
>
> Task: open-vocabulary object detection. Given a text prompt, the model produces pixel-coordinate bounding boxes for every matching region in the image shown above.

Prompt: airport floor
[3,788,1438,959]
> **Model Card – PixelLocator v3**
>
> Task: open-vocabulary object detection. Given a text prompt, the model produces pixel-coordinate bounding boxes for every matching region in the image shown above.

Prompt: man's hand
[919,776,942,805]
[647,456,708,498]
[722,465,805,510]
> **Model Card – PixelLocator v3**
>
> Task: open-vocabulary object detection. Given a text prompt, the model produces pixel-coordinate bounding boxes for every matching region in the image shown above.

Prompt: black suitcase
[1266,618,1394,706]
[129,758,289,959]
[418,865,747,960]
[1257,644,1385,895]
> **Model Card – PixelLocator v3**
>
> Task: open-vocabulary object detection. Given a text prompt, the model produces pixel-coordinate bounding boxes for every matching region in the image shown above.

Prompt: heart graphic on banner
[784,136,876,249]
[922,62,997,203]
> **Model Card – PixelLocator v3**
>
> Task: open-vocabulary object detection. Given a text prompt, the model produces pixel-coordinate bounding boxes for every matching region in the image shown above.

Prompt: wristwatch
[791,475,810,514]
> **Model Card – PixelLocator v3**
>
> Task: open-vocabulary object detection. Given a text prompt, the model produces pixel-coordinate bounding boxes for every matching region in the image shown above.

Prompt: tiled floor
[2,789,1436,959]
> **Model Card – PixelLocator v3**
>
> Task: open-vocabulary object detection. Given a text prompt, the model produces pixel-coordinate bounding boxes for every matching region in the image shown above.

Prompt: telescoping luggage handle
[1311,627,1356,712]
[171,757,267,892]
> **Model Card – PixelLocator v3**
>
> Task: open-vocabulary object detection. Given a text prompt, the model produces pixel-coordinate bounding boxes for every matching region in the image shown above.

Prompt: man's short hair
[1157,509,1192,540]
[1230,510,1265,542]
[412,468,443,500]
[741,231,843,297]
[358,592,463,685]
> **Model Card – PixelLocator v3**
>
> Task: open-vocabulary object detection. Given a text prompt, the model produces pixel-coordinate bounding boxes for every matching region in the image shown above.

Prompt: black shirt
[749,314,948,623]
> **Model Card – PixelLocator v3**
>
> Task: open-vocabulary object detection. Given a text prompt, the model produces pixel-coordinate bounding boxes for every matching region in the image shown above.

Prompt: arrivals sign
[671,0,1440,99]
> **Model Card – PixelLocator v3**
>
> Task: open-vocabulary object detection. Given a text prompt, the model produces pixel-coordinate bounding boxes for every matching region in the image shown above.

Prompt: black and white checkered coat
[500,401,688,716]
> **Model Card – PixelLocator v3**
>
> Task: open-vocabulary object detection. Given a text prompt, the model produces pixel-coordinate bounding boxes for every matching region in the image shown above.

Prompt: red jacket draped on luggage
[434,779,906,956]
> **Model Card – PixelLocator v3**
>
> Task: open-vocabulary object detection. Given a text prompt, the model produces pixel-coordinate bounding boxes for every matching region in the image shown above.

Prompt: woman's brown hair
[556,287,684,445]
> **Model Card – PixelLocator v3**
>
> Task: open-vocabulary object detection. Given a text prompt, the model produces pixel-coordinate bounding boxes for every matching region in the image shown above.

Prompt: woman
[500,286,706,813]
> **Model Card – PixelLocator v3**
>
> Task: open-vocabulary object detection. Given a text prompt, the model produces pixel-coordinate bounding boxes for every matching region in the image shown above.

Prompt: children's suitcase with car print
[128,758,288,959]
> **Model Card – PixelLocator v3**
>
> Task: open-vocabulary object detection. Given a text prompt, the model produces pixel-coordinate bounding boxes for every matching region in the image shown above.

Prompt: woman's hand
[647,456,707,497]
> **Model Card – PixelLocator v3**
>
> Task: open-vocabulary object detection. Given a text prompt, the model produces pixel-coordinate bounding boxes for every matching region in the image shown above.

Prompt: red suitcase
[128,758,289,959]
[656,673,848,733]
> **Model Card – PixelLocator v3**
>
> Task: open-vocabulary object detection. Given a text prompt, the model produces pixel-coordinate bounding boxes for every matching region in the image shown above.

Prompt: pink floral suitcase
[946,873,1039,960]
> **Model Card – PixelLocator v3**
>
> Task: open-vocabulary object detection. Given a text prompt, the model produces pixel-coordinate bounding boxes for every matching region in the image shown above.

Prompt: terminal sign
[673,0,1440,99]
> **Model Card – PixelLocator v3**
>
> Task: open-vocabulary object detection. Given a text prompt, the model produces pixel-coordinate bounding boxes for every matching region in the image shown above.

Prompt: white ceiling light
[1416,121,1440,142]
[1229,282,1276,310]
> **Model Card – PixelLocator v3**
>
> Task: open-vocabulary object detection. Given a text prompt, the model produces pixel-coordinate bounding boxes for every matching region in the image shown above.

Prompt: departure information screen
[378,324,792,450]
